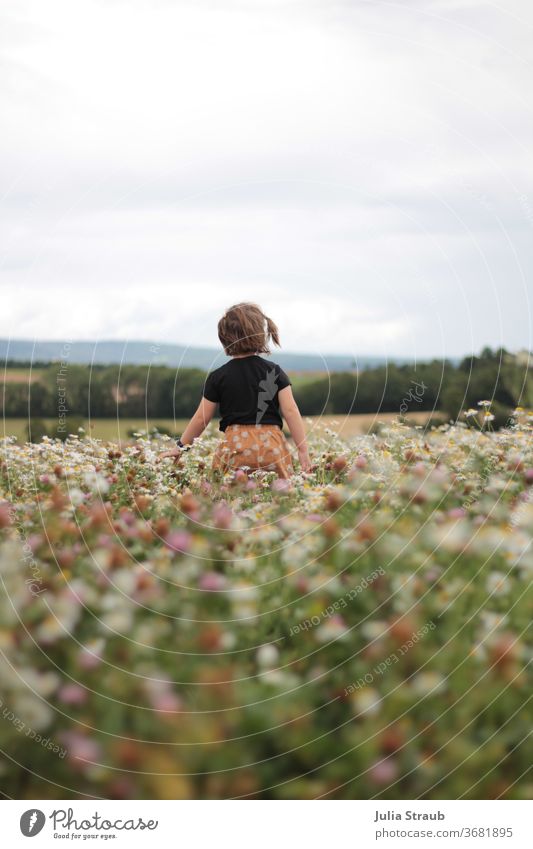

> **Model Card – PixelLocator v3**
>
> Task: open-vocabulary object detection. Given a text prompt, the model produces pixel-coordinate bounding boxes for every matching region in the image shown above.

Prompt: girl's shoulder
[255,358,291,389]
[255,356,283,371]
[207,361,229,377]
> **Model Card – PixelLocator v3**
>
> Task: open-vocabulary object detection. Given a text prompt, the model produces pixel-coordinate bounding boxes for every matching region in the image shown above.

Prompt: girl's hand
[298,448,312,472]
[160,438,192,460]
[159,448,182,459]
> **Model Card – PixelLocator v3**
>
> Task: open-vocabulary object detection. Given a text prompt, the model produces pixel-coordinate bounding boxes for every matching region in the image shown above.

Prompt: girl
[160,303,311,477]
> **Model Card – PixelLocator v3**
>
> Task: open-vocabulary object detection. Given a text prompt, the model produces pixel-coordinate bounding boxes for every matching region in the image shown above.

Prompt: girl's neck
[231,352,259,359]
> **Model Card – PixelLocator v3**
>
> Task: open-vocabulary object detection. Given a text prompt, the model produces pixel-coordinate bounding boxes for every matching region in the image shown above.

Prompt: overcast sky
[1,0,532,359]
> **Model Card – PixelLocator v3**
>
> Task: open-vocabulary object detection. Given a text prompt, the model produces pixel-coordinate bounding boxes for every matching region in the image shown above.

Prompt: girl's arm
[278,386,311,471]
[160,397,217,457]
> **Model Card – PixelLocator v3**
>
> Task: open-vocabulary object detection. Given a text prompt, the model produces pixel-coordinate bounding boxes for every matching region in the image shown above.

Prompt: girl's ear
[266,316,280,347]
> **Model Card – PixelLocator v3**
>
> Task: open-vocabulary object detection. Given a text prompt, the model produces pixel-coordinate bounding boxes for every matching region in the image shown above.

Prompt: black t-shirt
[203,356,291,432]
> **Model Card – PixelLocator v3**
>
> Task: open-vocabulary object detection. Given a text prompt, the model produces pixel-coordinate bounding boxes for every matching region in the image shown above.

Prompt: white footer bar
[3,799,530,848]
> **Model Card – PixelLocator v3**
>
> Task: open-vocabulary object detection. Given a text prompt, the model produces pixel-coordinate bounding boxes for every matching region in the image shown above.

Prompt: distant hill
[0,339,411,372]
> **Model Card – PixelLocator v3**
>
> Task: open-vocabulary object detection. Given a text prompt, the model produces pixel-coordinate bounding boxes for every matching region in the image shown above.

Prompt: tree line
[1,348,531,432]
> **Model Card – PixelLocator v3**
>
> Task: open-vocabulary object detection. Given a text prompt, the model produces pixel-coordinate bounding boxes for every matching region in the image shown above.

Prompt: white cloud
[0,0,531,357]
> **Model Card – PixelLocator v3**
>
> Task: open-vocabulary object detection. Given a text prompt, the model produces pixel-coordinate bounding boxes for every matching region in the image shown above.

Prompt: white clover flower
[258,668,299,688]
[68,487,85,506]
[256,644,279,668]
[411,672,446,697]
[112,569,137,595]
[351,687,382,717]
[426,519,471,554]
[20,669,60,698]
[220,632,237,650]
[91,547,113,571]
[228,582,259,602]
[99,604,134,633]
[13,694,54,731]
[315,617,350,643]
[511,501,533,529]
[486,571,509,596]
[479,611,507,635]
[83,470,109,494]
[361,621,389,641]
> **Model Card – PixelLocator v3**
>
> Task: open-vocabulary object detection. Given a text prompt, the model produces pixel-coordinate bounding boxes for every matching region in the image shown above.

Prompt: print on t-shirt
[256,367,279,425]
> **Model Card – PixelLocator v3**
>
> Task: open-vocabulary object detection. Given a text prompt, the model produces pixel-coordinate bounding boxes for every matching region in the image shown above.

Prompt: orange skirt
[212,424,294,479]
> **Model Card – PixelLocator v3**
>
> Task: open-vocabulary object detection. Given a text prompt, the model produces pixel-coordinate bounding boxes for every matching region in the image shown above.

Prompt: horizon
[1,330,526,362]
[1,335,529,365]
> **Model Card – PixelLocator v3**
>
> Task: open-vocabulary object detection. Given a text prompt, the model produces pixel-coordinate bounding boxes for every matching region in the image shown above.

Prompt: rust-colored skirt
[212,424,294,479]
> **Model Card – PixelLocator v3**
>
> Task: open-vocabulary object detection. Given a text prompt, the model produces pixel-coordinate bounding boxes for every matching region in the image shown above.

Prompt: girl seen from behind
[161,303,311,478]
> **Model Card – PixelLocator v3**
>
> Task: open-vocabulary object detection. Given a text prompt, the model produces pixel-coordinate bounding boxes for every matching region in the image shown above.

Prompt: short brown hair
[218,303,280,356]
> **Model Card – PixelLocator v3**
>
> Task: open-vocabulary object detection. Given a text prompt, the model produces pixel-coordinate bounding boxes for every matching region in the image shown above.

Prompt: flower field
[0,416,531,800]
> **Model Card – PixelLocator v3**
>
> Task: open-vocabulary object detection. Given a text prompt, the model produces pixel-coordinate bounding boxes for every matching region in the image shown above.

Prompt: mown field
[0,409,531,800]
[1,369,44,383]
[2,411,438,443]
